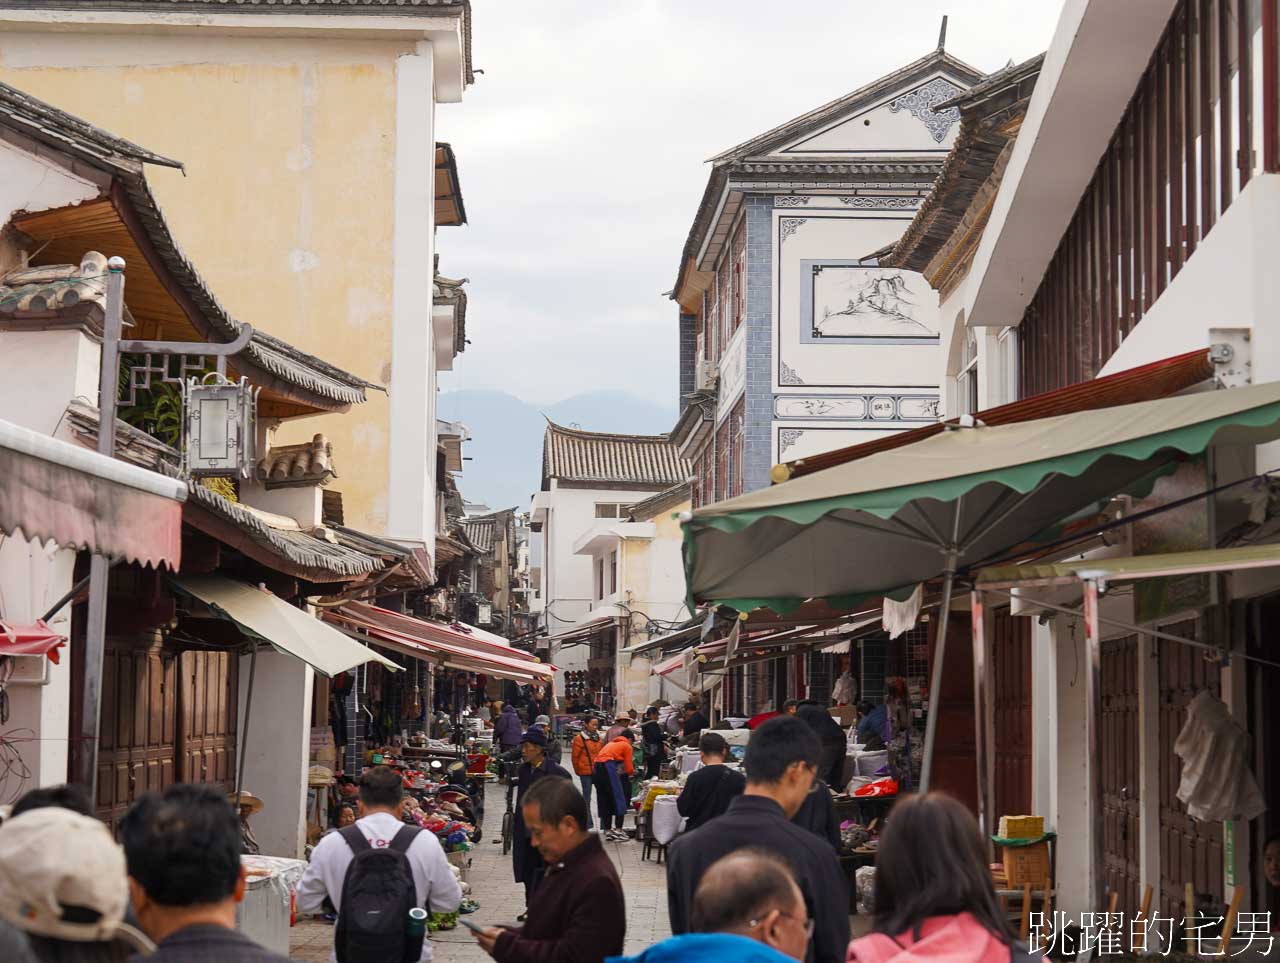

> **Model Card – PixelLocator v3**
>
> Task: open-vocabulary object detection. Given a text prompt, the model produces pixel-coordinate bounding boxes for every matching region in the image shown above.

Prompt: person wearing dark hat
[512,727,572,918]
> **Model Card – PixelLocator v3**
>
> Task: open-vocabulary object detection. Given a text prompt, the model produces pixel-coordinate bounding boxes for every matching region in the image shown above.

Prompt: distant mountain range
[437,389,677,512]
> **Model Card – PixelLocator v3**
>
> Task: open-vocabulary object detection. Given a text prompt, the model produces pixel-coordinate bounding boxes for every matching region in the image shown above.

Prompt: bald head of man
[690,850,811,961]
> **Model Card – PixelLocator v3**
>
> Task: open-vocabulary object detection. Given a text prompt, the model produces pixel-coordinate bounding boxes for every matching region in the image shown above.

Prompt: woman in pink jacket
[847,793,1036,963]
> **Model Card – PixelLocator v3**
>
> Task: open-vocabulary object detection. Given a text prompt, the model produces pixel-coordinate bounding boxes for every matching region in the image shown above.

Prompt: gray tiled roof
[885,54,1044,274]
[673,47,985,297]
[627,483,692,522]
[187,484,381,579]
[0,0,474,85]
[0,81,376,410]
[542,423,691,489]
[462,516,495,554]
[257,434,336,489]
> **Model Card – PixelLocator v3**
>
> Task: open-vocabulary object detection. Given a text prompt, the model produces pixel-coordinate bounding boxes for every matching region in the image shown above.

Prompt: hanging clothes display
[882,584,924,640]
[1174,690,1266,823]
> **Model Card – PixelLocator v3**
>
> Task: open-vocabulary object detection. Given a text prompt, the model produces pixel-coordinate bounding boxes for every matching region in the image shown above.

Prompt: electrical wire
[0,728,35,804]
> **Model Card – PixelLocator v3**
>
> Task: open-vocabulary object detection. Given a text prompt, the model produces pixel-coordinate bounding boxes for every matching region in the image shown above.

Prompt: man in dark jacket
[495,702,523,751]
[475,776,624,963]
[680,702,708,741]
[512,729,572,913]
[640,707,668,779]
[796,703,848,790]
[666,716,850,963]
[676,731,745,831]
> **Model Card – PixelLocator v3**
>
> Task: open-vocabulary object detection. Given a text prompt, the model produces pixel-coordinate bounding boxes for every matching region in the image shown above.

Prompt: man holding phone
[471,776,625,963]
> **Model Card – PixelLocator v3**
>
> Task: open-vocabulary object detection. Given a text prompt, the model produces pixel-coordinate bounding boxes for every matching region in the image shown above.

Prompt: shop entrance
[991,607,1032,819]
[1158,620,1223,922]
[1100,635,1141,914]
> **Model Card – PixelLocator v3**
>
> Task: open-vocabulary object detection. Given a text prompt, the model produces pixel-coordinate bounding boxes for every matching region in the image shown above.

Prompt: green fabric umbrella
[681,380,1280,790]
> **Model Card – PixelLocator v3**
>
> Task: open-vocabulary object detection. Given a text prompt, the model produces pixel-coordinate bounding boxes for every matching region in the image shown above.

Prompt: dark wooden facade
[1101,636,1142,916]
[991,608,1033,821]
[1018,0,1280,397]
[1158,620,1224,922]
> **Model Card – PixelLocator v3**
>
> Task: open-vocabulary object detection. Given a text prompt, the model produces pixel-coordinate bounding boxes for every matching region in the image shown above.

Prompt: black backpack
[335,824,424,963]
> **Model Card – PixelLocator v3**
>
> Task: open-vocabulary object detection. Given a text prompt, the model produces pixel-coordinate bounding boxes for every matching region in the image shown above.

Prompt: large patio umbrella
[682,380,1280,790]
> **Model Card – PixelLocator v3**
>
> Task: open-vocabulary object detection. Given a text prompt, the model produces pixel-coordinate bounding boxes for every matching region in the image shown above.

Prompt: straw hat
[228,791,265,815]
[0,808,150,950]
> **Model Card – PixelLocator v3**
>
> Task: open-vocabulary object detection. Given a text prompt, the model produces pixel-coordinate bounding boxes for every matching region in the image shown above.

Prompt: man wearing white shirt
[296,766,462,962]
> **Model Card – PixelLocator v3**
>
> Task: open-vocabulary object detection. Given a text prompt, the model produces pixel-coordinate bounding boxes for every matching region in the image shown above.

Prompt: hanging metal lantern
[183,373,259,478]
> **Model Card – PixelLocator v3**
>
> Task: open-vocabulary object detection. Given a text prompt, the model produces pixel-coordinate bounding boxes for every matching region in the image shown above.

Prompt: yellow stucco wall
[0,43,402,535]
[619,499,692,713]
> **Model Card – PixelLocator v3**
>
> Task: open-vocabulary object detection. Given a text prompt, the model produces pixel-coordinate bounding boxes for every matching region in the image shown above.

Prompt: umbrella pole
[235,642,259,808]
[919,557,957,794]
[1083,579,1106,912]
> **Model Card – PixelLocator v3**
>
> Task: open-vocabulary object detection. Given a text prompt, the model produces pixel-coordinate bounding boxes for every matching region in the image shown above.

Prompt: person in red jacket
[592,733,636,840]
[570,717,604,829]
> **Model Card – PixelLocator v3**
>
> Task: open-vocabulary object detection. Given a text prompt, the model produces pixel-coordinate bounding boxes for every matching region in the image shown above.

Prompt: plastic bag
[853,777,898,797]
[855,866,876,915]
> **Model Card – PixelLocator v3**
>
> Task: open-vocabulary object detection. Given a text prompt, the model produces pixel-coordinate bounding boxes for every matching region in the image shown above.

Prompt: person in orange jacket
[570,716,604,828]
[593,732,636,840]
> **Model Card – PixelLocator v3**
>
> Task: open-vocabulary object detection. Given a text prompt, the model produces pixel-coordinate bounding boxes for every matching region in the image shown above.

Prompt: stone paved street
[290,780,672,962]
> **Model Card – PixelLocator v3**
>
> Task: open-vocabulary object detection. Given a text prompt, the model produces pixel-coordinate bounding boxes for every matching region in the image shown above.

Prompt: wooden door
[991,608,1032,819]
[929,616,977,813]
[1101,636,1142,914]
[1158,620,1223,921]
[95,639,179,833]
[177,650,238,792]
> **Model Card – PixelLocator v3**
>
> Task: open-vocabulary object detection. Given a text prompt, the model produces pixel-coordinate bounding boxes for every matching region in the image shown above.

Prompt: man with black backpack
[297,766,462,962]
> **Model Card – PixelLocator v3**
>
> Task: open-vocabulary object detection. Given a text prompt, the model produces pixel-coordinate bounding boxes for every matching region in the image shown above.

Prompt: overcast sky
[435,1,1062,408]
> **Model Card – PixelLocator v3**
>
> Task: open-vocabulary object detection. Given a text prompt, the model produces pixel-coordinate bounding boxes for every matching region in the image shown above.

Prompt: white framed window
[996,326,1019,406]
[957,330,979,415]
[594,503,621,519]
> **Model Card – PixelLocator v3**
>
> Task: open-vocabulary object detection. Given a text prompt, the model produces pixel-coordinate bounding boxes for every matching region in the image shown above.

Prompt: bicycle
[500,771,518,855]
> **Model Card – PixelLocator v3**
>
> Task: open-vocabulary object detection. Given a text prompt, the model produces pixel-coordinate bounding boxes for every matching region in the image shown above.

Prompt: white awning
[620,623,702,656]
[172,576,399,677]
[0,417,186,568]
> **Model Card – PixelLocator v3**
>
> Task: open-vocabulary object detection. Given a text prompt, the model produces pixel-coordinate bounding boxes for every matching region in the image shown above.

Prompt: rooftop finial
[938,14,949,51]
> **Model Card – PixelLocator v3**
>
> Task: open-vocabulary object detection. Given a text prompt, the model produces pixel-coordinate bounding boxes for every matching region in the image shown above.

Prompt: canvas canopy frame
[682,380,1280,795]
[971,542,1280,913]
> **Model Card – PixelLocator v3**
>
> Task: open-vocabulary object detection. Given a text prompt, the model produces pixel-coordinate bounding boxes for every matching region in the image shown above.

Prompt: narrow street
[290,780,673,962]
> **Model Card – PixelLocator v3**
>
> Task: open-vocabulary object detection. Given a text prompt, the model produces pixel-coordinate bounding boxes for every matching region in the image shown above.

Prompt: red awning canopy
[0,418,186,568]
[324,603,555,684]
[0,620,66,663]
[773,347,1216,482]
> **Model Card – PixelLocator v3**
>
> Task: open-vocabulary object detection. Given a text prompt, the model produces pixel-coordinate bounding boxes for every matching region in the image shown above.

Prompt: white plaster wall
[0,138,101,224]
[386,43,438,558]
[239,481,323,530]
[236,650,314,858]
[1051,614,1094,920]
[541,483,667,695]
[0,327,101,794]
[776,73,967,157]
[771,203,941,464]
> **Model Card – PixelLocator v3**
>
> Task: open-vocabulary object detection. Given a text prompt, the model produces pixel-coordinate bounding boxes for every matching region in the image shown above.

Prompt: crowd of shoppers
[0,707,1033,963]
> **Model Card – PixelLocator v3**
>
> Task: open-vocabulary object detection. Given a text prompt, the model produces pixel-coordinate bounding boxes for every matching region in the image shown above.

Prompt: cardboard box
[1001,841,1050,888]
[829,706,857,727]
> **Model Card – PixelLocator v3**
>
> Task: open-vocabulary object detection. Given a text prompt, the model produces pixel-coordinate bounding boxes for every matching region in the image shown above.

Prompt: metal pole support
[72,258,125,799]
[1083,579,1106,912]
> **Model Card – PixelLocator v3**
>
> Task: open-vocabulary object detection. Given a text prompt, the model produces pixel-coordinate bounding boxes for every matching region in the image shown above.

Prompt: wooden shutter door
[1101,635,1142,914]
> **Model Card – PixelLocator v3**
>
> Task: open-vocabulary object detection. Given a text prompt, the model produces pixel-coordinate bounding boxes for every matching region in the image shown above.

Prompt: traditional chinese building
[670,40,985,507]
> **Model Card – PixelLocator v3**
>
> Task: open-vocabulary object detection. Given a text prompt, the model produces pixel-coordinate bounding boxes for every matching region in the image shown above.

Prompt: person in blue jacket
[609,850,809,963]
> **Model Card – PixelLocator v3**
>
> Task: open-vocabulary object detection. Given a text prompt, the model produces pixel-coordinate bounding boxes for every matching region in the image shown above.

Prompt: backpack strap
[339,824,372,854]
[388,825,422,855]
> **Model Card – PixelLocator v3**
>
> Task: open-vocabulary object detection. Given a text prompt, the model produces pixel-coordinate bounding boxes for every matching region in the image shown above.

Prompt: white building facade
[671,46,986,507]
[530,423,689,701]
